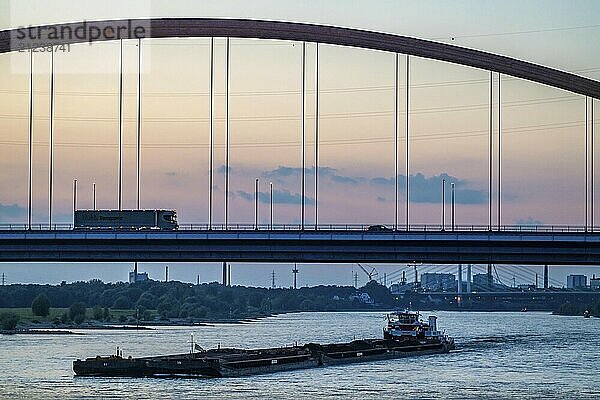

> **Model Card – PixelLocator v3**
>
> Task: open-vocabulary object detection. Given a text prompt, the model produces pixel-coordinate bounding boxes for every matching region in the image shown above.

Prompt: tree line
[0,279,394,327]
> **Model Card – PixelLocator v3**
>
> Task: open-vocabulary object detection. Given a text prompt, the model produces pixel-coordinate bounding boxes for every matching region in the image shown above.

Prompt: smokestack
[457,264,463,294]
[165,265,168,282]
[414,265,418,284]
[544,265,549,289]
[401,270,406,285]
[222,262,227,286]
[228,264,231,286]
[487,264,493,291]
[466,264,472,293]
[134,262,138,276]
[292,264,299,289]
[197,274,200,285]
[535,273,538,289]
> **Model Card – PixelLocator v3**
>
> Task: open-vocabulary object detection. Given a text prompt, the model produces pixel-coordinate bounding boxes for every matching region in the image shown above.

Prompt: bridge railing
[0,223,597,232]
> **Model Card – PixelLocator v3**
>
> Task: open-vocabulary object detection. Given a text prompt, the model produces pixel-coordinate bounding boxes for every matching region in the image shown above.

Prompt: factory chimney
[457,264,463,294]
[466,264,472,293]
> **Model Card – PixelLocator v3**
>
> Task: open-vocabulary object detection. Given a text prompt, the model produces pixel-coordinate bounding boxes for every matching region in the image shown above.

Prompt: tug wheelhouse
[383,310,450,346]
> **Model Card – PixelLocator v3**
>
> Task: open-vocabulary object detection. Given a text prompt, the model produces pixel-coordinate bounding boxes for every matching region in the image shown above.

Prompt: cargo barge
[73,311,454,378]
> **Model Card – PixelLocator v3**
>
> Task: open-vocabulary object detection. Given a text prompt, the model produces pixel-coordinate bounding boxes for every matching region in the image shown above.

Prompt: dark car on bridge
[367,225,393,232]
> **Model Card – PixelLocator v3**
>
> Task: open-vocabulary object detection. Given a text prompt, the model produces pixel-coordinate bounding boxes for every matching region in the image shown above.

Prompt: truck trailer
[74,210,178,230]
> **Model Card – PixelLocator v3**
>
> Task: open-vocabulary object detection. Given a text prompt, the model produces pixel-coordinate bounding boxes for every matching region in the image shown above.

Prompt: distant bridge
[1,229,599,265]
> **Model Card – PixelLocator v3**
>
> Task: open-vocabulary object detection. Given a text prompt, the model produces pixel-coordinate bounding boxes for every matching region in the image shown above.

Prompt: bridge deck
[1,230,599,265]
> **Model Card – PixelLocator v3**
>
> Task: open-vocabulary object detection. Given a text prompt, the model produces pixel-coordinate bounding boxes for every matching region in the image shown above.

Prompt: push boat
[73,311,454,378]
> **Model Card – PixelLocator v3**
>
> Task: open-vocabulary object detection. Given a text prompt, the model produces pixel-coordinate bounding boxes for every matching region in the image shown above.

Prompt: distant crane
[357,263,378,283]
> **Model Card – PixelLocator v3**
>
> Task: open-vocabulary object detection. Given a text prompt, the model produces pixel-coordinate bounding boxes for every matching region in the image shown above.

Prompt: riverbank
[0,328,82,335]
[0,309,297,333]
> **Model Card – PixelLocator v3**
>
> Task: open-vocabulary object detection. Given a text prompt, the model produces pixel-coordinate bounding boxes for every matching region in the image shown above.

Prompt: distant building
[590,277,600,290]
[349,292,374,304]
[517,284,537,291]
[389,282,416,294]
[129,271,149,284]
[421,273,456,292]
[472,273,489,290]
[567,274,587,289]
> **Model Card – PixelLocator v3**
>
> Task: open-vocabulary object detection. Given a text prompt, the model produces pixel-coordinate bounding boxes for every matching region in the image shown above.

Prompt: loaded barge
[73,311,454,378]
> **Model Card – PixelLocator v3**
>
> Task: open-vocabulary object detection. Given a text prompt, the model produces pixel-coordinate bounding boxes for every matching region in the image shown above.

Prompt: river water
[1,311,599,399]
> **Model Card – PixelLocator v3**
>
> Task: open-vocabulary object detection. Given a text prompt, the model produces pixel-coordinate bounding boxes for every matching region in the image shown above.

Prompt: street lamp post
[255,178,259,230]
[93,182,97,211]
[451,182,455,231]
[72,179,77,226]
[270,182,273,230]
[441,178,446,231]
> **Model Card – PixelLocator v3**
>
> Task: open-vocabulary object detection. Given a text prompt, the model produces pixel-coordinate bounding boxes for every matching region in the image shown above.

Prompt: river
[1,311,599,399]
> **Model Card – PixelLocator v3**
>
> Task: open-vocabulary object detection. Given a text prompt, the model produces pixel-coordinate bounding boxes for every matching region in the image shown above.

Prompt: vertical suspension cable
[394,53,399,230]
[586,97,589,231]
[136,39,142,210]
[209,37,214,229]
[301,41,306,230]
[118,39,123,211]
[405,55,410,230]
[592,99,595,230]
[489,71,493,231]
[28,50,34,230]
[315,43,319,229]
[497,72,501,230]
[225,37,230,229]
[49,50,55,228]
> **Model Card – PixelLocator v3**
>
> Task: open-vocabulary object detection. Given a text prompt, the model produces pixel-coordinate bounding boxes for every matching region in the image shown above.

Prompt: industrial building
[421,273,456,292]
[129,271,149,283]
[567,275,587,289]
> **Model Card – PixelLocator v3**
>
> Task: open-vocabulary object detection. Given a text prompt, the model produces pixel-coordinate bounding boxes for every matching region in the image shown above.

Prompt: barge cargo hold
[73,311,455,378]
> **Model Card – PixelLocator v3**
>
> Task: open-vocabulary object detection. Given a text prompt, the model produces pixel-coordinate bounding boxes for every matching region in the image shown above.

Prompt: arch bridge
[0,18,599,264]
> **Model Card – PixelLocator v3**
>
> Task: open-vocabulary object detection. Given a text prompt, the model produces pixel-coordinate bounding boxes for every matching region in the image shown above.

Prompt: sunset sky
[0,0,599,286]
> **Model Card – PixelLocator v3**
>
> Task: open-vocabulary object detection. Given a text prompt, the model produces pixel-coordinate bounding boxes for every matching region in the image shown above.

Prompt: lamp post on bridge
[270,182,273,230]
[441,178,446,231]
[72,179,77,227]
[451,182,455,231]
[255,178,259,230]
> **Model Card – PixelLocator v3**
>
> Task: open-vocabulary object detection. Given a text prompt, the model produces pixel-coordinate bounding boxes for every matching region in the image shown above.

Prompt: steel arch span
[0,18,599,98]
